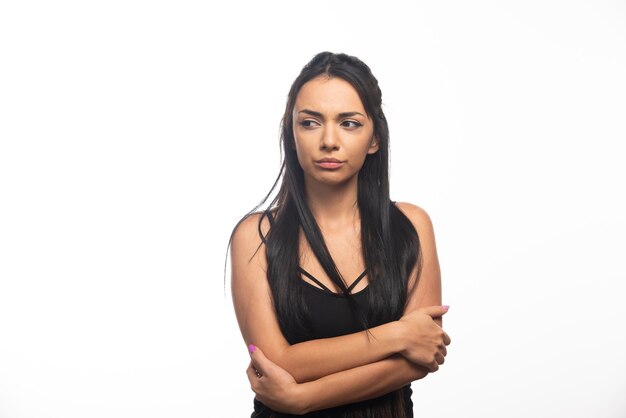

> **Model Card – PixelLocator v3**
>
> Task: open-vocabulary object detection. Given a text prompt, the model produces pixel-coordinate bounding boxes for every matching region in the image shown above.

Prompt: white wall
[1,1,624,417]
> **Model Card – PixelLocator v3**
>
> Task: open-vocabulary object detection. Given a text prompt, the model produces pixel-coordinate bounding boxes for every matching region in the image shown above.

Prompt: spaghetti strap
[298,267,334,293]
[299,267,368,294]
[347,270,368,293]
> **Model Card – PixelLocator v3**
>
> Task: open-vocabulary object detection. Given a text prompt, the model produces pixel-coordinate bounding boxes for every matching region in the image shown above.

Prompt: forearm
[276,321,405,383]
[298,354,429,413]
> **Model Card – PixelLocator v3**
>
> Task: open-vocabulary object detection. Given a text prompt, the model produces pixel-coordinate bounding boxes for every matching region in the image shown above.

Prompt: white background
[1,1,625,417]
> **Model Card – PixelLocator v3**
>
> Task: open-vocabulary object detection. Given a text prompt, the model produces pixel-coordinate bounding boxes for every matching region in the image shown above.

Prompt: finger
[249,361,262,378]
[247,355,263,376]
[249,345,271,377]
[435,352,445,365]
[429,361,439,372]
[441,345,447,357]
[246,362,260,385]
[443,331,451,345]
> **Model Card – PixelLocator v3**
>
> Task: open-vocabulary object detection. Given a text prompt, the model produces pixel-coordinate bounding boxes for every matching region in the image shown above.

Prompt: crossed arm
[230,203,445,412]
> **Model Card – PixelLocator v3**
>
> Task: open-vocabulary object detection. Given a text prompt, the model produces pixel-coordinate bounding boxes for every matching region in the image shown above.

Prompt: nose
[320,125,339,150]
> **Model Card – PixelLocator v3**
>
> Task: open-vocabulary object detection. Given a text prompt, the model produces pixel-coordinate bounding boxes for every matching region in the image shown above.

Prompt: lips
[315,158,344,169]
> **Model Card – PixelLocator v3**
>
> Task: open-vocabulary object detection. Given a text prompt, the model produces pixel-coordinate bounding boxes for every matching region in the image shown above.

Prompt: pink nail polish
[442,305,450,311]
[248,344,257,353]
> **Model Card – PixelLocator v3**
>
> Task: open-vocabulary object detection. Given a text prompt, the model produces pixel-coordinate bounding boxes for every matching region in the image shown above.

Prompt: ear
[367,135,380,154]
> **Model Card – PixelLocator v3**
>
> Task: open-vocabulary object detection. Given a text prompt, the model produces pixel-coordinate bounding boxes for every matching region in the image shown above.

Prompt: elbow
[271,347,314,384]
[407,364,430,383]
[396,357,429,385]
[290,367,316,384]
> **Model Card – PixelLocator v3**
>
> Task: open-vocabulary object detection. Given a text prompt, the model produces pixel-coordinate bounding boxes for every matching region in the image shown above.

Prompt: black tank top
[252,210,413,418]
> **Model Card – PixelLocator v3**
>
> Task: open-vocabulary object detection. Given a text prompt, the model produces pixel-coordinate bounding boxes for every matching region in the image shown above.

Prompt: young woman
[229,52,451,417]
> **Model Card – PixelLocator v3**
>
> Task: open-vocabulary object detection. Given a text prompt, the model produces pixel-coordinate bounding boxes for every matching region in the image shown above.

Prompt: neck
[303,176,360,232]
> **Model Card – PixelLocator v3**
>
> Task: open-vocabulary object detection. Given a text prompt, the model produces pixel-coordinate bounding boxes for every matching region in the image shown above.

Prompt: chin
[310,172,357,187]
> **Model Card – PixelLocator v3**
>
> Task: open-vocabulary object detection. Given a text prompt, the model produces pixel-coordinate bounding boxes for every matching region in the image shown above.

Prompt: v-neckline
[298,266,368,295]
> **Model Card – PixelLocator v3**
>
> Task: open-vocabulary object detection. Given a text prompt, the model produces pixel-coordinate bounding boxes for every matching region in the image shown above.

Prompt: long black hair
[229,52,422,417]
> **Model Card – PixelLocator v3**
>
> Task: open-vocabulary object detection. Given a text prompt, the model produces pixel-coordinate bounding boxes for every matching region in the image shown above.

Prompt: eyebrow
[298,109,366,119]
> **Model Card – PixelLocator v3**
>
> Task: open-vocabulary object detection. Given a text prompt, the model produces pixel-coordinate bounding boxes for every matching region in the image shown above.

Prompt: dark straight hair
[229,52,422,418]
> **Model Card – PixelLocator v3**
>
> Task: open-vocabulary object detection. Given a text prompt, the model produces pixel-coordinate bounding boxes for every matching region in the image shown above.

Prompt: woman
[229,51,451,417]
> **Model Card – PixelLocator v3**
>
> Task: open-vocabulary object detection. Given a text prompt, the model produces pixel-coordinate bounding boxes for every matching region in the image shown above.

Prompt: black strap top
[298,267,368,295]
[263,209,373,341]
[256,209,413,417]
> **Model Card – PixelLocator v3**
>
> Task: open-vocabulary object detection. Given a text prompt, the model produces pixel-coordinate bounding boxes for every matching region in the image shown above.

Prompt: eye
[341,120,363,129]
[298,120,319,128]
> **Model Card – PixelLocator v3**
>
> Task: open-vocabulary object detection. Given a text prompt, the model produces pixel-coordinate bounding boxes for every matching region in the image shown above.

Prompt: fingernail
[442,305,450,311]
[248,344,257,353]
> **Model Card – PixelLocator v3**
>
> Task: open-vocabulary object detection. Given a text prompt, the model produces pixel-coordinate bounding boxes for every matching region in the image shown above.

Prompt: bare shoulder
[393,201,435,237]
[229,211,273,264]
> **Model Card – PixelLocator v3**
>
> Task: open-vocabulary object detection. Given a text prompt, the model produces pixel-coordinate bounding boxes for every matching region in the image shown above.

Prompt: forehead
[294,76,366,115]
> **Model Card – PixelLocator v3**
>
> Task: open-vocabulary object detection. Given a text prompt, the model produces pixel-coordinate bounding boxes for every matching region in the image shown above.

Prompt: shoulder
[230,211,274,254]
[231,211,270,241]
[393,201,435,235]
[230,212,270,257]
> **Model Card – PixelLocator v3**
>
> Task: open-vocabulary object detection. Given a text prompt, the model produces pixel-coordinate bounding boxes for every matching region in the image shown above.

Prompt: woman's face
[292,75,378,187]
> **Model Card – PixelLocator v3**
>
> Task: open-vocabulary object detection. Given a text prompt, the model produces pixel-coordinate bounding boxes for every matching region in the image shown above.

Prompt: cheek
[352,151,369,170]
[293,129,319,155]
[346,141,376,171]
[292,137,310,168]
[351,140,375,159]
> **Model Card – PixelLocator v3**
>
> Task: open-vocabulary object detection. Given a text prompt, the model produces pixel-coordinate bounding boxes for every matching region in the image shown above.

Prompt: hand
[398,305,452,372]
[246,345,308,415]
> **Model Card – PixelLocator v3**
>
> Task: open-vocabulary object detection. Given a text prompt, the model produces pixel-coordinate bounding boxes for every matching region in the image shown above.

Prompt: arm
[231,213,407,383]
[299,355,430,413]
[249,347,430,415]
[397,202,444,323]
[301,202,446,411]
[247,203,450,413]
